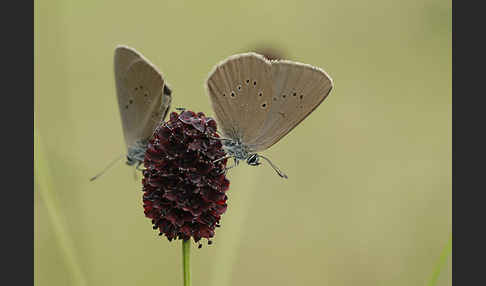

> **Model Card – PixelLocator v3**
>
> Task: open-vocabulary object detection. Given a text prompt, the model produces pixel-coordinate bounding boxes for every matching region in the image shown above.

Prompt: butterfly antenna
[213,155,231,163]
[89,154,125,181]
[209,136,233,142]
[259,155,288,179]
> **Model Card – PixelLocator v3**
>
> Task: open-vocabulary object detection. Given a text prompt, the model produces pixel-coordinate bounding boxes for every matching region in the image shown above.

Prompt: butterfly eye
[246,79,250,84]
[258,91,263,97]
[237,85,242,90]
[129,99,133,104]
[253,80,257,86]
[282,94,287,98]
[223,93,226,97]
[300,94,304,99]
[292,92,297,97]
[261,102,268,109]
[231,91,235,97]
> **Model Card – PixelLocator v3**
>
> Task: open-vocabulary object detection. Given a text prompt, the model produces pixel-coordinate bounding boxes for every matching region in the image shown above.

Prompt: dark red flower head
[142,110,230,243]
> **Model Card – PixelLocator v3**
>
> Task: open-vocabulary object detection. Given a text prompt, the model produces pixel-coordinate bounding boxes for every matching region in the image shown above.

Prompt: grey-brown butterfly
[206,53,333,179]
[90,45,172,181]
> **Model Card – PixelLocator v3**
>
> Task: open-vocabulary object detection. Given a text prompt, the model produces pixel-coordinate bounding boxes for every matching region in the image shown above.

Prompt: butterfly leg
[225,158,239,169]
[135,161,145,171]
[216,157,239,175]
[214,155,231,163]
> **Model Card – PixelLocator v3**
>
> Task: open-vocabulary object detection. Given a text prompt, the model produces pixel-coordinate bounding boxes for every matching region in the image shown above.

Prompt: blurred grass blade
[209,173,257,286]
[35,126,87,286]
[427,233,452,286]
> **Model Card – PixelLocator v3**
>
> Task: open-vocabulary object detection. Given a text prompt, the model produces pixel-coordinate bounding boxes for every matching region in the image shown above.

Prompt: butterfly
[205,53,333,179]
[90,45,172,181]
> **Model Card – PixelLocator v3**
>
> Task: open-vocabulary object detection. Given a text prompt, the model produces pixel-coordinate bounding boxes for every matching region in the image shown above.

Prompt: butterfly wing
[206,53,274,143]
[246,60,333,151]
[114,45,171,149]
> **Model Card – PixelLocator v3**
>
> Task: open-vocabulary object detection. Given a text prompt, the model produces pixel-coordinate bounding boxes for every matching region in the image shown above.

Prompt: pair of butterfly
[90,45,333,181]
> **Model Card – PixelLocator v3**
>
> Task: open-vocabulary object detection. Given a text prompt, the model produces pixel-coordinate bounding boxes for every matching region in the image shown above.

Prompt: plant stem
[182,239,191,286]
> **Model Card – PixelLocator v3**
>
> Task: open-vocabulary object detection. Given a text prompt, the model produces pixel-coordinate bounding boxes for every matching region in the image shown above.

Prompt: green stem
[182,239,191,286]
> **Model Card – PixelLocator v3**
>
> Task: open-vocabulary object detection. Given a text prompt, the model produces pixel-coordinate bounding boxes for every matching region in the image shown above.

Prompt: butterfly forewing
[114,46,171,149]
[247,60,333,151]
[206,53,274,143]
[114,46,142,77]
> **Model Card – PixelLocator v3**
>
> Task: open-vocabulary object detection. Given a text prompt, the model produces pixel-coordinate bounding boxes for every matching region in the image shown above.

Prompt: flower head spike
[142,110,230,243]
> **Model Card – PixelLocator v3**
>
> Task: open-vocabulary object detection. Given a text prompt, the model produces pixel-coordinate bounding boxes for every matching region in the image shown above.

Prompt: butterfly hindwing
[247,60,333,151]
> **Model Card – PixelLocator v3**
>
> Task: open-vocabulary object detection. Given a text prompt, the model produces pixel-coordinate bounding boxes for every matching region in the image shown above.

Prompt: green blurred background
[34,0,451,285]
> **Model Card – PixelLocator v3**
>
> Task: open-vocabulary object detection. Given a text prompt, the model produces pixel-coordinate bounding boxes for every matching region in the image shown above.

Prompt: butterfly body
[125,139,149,167]
[222,138,252,161]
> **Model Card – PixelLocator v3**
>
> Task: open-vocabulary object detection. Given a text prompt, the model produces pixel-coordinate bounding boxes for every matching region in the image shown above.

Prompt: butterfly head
[219,138,286,178]
[246,154,261,166]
